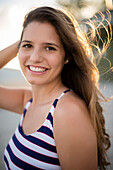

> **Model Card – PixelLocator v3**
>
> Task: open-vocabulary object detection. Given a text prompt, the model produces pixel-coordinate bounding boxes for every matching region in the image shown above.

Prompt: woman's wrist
[0,41,20,68]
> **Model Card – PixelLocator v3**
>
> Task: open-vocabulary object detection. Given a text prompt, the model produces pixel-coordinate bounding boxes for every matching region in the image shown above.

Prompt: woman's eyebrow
[43,42,60,48]
[21,40,32,43]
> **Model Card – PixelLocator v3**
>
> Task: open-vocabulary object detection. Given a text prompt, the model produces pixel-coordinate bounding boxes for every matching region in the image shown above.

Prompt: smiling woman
[0,6,112,170]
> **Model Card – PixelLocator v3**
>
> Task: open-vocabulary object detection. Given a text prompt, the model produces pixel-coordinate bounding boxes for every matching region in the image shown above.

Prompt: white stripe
[9,138,61,169]
[19,114,24,126]
[20,101,31,126]
[15,128,58,158]
[4,149,22,170]
[31,131,56,146]
[4,162,8,170]
[49,105,55,116]
[58,92,64,99]
[25,101,31,110]
[43,119,53,131]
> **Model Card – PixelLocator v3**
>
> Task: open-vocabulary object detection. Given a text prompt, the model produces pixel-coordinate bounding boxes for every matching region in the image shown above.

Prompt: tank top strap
[58,89,72,100]
[20,98,33,126]
[49,89,72,116]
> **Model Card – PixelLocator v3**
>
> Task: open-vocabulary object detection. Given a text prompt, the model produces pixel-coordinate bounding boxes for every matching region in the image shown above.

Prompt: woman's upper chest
[22,102,53,135]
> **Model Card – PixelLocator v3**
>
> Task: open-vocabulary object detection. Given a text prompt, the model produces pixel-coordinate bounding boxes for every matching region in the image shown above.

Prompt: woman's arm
[0,41,32,114]
[0,86,32,114]
[0,41,19,69]
[53,94,97,170]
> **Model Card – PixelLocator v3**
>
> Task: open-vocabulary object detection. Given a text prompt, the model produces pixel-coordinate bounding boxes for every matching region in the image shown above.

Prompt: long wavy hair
[19,6,112,170]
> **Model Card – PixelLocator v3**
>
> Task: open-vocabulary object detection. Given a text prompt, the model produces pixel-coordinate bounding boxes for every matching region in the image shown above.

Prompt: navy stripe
[18,124,22,133]
[27,135,56,153]
[23,108,27,117]
[29,98,33,103]
[4,155,10,170]
[53,99,58,108]
[47,112,53,126]
[64,89,71,93]
[28,134,57,153]
[13,134,60,165]
[38,126,54,138]
[6,144,43,170]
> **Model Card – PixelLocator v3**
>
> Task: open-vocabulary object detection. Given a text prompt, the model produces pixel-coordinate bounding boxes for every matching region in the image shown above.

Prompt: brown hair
[20,6,112,169]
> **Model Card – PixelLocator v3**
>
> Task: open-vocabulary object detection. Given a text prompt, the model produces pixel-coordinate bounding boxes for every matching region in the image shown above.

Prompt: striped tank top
[4,89,71,170]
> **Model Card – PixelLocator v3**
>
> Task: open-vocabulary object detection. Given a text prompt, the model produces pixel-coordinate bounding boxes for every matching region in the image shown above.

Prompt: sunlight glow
[0,5,30,70]
[105,0,113,9]
[80,6,97,19]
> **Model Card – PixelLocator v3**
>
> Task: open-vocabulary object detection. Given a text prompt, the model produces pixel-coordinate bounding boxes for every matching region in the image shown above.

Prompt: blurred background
[0,0,113,169]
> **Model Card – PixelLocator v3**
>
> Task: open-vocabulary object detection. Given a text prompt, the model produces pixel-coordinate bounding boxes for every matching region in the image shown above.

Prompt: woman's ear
[64,59,69,64]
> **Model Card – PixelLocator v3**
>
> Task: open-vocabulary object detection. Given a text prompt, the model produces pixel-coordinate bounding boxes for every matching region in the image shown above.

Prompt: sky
[0,0,59,69]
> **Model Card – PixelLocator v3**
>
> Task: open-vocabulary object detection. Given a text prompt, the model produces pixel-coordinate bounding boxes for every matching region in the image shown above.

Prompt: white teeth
[29,66,47,72]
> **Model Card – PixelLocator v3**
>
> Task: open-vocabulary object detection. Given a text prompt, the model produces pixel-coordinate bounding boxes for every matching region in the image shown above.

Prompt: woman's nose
[30,48,43,63]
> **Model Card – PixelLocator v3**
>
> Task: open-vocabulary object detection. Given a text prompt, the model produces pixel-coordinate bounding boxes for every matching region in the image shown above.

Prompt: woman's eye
[46,46,56,51]
[22,44,32,48]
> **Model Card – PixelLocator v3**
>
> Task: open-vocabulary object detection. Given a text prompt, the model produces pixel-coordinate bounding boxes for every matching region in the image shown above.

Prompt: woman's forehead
[22,21,62,45]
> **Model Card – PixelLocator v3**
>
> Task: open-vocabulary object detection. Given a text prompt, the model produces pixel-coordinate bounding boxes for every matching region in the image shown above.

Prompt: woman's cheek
[18,52,26,65]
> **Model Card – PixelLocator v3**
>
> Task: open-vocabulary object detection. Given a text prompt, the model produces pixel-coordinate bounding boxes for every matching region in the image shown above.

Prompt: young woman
[0,6,111,170]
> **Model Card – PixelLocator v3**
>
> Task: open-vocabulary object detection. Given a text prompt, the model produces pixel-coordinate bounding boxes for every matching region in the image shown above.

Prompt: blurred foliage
[57,0,113,81]
[57,0,106,20]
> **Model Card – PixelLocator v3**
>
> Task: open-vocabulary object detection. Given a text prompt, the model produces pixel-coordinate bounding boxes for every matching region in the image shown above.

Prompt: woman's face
[18,21,65,86]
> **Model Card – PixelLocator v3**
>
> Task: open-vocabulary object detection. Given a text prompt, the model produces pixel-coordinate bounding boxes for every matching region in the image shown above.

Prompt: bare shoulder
[54,90,96,141]
[55,91,89,122]
[53,91,97,169]
[54,91,95,134]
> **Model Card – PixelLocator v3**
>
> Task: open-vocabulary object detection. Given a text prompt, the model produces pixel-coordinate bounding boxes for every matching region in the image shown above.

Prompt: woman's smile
[27,65,49,74]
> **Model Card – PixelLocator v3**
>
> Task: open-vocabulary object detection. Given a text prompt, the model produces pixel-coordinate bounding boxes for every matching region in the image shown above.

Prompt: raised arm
[0,41,19,69]
[0,42,32,114]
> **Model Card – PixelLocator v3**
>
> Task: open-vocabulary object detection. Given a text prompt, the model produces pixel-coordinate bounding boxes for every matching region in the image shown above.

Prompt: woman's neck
[31,80,67,106]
